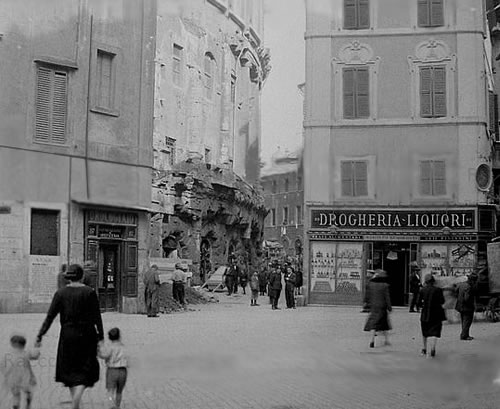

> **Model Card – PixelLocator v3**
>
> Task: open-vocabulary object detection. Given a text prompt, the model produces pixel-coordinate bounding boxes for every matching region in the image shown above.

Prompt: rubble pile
[158,283,215,313]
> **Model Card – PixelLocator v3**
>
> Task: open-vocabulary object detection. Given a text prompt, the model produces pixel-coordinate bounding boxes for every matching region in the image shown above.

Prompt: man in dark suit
[455,273,478,340]
[269,265,283,310]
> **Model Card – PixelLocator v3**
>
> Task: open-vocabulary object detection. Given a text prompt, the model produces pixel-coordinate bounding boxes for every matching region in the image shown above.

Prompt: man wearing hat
[172,263,187,307]
[143,265,160,317]
[455,272,478,340]
[409,262,422,313]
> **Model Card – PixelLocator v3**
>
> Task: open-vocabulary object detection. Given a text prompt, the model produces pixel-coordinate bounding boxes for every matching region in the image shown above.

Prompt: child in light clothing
[98,327,129,409]
[0,334,40,409]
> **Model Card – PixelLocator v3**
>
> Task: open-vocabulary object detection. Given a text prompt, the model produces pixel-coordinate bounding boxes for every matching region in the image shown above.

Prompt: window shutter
[420,161,432,195]
[85,240,99,291]
[432,66,446,117]
[97,51,113,108]
[123,242,138,297]
[343,68,355,118]
[433,160,446,195]
[51,72,68,144]
[354,161,368,196]
[417,0,429,26]
[344,0,357,29]
[420,67,432,117]
[341,161,354,196]
[356,68,370,118]
[358,0,370,28]
[35,67,52,143]
[430,0,444,26]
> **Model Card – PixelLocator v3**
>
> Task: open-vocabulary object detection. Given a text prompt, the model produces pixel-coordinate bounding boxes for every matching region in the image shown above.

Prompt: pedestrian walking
[226,258,239,295]
[284,265,296,309]
[36,264,104,409]
[455,272,478,340]
[269,266,283,310]
[0,334,41,409]
[249,271,260,306]
[363,269,392,348]
[361,269,375,313]
[172,262,187,307]
[143,264,160,317]
[240,267,248,295]
[57,263,69,289]
[294,268,303,296]
[419,274,446,358]
[232,260,240,294]
[98,327,129,409]
[409,262,422,313]
[258,266,268,296]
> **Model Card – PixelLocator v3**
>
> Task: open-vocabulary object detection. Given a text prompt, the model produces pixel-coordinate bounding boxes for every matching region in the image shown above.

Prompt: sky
[261,0,305,168]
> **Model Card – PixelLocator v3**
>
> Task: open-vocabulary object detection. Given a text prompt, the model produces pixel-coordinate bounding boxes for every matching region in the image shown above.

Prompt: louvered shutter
[343,68,355,118]
[420,67,432,117]
[344,0,357,29]
[354,161,368,196]
[85,240,99,291]
[430,0,444,26]
[420,161,432,195]
[51,72,68,144]
[433,160,446,195]
[356,68,370,118]
[35,67,52,142]
[123,242,138,297]
[417,0,429,26]
[358,0,370,28]
[341,161,354,196]
[432,66,446,117]
[98,51,113,108]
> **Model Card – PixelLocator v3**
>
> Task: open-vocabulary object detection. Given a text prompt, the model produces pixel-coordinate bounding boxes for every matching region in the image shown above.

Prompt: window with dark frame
[272,180,277,194]
[343,67,369,119]
[271,208,276,226]
[96,50,115,110]
[30,209,60,256]
[204,53,215,99]
[283,206,289,225]
[165,137,176,166]
[417,0,444,27]
[420,160,446,196]
[284,178,289,192]
[344,0,370,30]
[420,66,446,118]
[296,205,302,225]
[341,160,368,197]
[173,44,183,86]
[35,65,68,145]
[205,148,211,163]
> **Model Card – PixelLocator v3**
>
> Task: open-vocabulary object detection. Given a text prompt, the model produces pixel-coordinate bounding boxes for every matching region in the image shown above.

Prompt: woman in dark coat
[37,264,104,409]
[364,269,392,348]
[419,273,446,358]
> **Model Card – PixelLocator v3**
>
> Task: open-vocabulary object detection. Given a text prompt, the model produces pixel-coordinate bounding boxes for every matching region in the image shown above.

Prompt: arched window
[204,53,215,99]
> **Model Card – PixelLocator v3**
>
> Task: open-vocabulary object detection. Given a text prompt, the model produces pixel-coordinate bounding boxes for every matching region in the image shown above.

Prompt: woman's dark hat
[64,264,84,279]
[424,273,435,283]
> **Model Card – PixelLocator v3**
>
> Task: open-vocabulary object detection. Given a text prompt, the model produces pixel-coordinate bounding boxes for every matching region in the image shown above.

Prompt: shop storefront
[306,206,496,306]
[83,209,140,311]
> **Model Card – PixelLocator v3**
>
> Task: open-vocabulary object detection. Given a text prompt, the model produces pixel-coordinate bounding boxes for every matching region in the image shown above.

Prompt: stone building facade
[304,0,496,306]
[151,0,270,283]
[0,0,156,313]
[261,150,304,268]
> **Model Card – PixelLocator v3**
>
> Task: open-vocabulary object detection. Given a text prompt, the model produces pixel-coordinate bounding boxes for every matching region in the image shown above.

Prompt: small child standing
[98,327,128,409]
[0,334,40,409]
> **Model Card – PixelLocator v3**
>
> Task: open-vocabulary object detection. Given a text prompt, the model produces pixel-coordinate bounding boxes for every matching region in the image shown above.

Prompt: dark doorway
[98,243,120,311]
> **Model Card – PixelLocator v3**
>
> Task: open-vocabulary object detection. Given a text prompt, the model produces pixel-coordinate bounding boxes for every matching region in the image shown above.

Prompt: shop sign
[311,209,475,230]
[86,210,137,225]
[98,226,124,239]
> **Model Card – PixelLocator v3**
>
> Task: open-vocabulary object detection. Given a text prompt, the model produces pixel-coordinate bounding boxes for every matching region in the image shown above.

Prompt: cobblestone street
[1,293,500,409]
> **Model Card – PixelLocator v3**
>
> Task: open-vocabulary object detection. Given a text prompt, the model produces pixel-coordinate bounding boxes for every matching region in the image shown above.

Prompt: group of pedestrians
[363,265,480,358]
[1,264,129,409]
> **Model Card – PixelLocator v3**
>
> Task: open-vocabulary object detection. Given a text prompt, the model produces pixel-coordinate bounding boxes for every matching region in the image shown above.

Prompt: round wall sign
[476,164,492,190]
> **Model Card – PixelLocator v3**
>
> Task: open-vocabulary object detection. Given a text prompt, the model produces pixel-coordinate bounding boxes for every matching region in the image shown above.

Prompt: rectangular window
[165,137,176,166]
[341,161,368,197]
[343,67,369,119]
[296,205,302,225]
[283,206,289,225]
[271,208,276,226]
[96,50,115,110]
[204,54,215,99]
[297,175,302,190]
[35,66,68,145]
[173,44,183,86]
[284,178,289,192]
[205,148,211,163]
[30,209,59,255]
[418,0,444,27]
[420,66,446,118]
[420,160,446,196]
[344,0,370,29]
[272,180,277,194]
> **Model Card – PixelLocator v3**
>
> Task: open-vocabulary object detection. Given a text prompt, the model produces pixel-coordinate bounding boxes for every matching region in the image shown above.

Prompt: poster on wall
[28,255,60,303]
[448,244,475,277]
[310,242,336,292]
[420,245,448,279]
[335,242,363,293]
